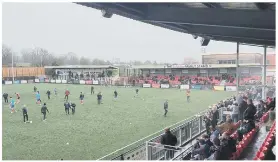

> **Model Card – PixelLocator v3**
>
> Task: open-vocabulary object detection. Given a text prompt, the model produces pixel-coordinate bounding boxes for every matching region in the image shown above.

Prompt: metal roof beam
[145,5,275,31]
[177,25,275,41]
[255,3,272,10]
[212,36,275,46]
[202,3,222,8]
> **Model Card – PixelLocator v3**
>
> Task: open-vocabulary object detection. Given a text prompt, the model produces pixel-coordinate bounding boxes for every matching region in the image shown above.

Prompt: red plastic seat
[263,141,270,148]
[259,146,268,153]
[257,152,265,160]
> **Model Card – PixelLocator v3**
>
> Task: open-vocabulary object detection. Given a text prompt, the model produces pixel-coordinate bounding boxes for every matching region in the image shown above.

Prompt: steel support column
[262,46,267,99]
[236,42,239,96]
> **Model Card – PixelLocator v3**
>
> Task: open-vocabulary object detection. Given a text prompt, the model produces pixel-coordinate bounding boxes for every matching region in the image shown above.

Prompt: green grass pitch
[2,84,234,160]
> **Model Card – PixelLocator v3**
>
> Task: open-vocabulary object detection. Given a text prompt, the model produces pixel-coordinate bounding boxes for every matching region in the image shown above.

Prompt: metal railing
[97,107,225,160]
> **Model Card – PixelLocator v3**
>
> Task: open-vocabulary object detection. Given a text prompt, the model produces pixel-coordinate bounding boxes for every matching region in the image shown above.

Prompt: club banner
[86,80,93,84]
[28,80,34,83]
[161,84,170,89]
[56,80,62,83]
[143,84,151,88]
[62,80,67,84]
[21,80,27,84]
[171,84,179,88]
[152,84,160,88]
[180,85,190,90]
[5,81,12,85]
[14,80,20,84]
[93,80,99,85]
[35,79,39,83]
[191,85,202,90]
[73,80,80,84]
[214,86,225,91]
[45,79,50,83]
[51,80,56,83]
[225,86,237,92]
[80,80,85,84]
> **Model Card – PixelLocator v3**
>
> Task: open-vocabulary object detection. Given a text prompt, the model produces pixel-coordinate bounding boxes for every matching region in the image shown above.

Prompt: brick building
[202,53,263,65]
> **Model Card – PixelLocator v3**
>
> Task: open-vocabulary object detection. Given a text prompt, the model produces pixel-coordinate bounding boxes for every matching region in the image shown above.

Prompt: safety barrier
[2,80,237,93]
[102,107,225,160]
[143,84,151,88]
[21,80,27,84]
[180,85,189,90]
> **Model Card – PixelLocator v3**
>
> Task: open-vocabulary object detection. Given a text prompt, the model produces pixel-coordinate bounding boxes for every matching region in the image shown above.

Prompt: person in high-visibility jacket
[186,89,190,103]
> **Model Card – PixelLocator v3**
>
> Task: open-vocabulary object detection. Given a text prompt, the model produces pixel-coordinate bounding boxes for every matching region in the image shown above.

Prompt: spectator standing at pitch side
[41,103,49,121]
[3,93,8,103]
[64,89,70,101]
[160,128,177,160]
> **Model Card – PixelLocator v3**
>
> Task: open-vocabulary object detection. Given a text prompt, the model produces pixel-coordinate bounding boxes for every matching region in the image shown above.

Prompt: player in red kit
[64,89,70,101]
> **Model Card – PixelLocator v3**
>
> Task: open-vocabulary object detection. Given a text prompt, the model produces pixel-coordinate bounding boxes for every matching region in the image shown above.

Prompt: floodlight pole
[262,45,267,99]
[12,52,15,83]
[236,42,239,96]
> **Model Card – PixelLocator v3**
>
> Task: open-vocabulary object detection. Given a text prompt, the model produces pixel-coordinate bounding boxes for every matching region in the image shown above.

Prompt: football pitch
[2,84,234,160]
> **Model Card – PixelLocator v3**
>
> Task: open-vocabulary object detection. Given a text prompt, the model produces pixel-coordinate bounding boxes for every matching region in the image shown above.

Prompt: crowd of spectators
[189,93,276,160]
[130,74,268,86]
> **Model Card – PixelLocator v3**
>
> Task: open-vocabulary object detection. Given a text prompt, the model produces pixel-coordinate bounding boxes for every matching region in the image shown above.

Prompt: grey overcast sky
[2,2,275,64]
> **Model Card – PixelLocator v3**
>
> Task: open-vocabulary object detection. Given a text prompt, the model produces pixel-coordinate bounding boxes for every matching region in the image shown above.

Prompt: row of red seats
[254,121,276,160]
[230,128,258,160]
[229,111,270,160]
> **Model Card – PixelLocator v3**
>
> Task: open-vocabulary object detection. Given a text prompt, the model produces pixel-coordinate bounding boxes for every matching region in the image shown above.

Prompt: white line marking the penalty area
[97,109,207,160]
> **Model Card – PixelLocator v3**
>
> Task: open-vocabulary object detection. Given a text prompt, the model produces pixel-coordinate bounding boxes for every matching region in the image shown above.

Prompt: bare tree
[2,44,13,65]
[143,60,152,65]
[80,56,90,65]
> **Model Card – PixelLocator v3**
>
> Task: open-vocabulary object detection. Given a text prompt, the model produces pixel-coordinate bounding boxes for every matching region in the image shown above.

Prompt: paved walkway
[240,124,269,160]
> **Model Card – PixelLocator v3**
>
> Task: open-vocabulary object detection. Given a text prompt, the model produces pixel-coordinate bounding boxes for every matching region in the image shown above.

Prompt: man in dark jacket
[212,138,230,160]
[97,92,102,105]
[164,100,168,117]
[91,86,94,95]
[237,99,256,141]
[3,93,8,103]
[41,103,49,121]
[46,90,51,100]
[22,104,29,123]
[267,97,276,111]
[244,99,257,121]
[71,102,76,115]
[239,96,248,121]
[221,132,236,154]
[160,128,177,160]
[211,106,219,129]
[64,101,70,115]
[192,139,210,160]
